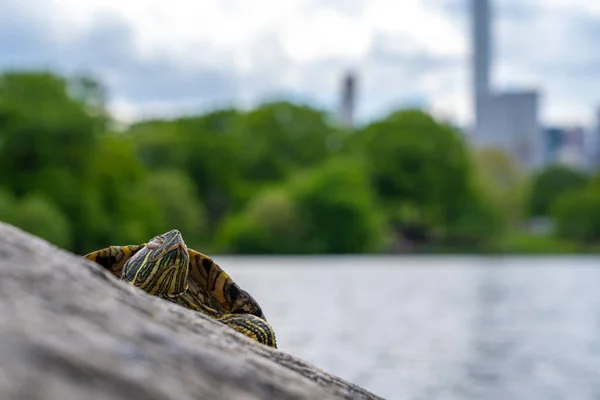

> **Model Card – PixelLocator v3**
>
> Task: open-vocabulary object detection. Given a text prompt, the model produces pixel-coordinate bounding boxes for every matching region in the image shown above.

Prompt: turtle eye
[147,235,165,249]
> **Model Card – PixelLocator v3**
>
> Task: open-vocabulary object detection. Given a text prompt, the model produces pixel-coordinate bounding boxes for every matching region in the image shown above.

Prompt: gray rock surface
[0,222,384,400]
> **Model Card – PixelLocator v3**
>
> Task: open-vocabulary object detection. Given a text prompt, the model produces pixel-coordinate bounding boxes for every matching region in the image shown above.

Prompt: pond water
[216,256,600,400]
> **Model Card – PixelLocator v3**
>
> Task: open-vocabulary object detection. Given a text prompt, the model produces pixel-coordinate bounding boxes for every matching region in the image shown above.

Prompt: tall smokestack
[339,71,356,129]
[472,0,491,126]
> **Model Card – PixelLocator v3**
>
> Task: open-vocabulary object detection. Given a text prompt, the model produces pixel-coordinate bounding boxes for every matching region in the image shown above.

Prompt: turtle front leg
[159,293,277,348]
[217,314,277,348]
[83,245,145,278]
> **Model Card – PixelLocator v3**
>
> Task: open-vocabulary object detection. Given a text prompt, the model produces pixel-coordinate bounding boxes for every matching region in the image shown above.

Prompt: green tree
[145,169,207,248]
[0,69,522,254]
[442,191,502,249]
[0,71,115,252]
[552,185,600,244]
[216,188,305,254]
[129,109,244,230]
[129,103,338,233]
[290,157,387,253]
[472,147,528,228]
[529,164,588,217]
[77,133,166,251]
[0,71,104,195]
[234,101,334,183]
[217,157,387,254]
[350,109,493,247]
[0,189,72,248]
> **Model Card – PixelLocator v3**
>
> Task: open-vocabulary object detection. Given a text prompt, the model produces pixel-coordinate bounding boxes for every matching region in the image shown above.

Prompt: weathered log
[0,222,384,400]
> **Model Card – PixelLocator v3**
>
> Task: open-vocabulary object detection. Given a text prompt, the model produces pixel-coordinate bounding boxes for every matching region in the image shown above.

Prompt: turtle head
[121,229,189,297]
[230,287,267,321]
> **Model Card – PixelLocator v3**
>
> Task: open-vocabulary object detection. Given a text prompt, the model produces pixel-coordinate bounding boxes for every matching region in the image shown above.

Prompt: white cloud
[362,0,466,56]
[45,0,465,68]
[1,0,598,127]
[281,8,372,62]
[535,0,600,15]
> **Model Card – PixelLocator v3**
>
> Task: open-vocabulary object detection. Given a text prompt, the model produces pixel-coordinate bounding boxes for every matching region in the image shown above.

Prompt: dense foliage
[528,165,589,217]
[0,71,597,254]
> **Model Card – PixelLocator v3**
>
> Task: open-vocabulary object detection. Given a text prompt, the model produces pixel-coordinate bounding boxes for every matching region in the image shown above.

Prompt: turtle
[83,229,277,348]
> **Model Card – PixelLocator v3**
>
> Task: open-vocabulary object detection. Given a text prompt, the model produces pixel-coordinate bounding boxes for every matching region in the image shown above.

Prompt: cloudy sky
[1,0,599,127]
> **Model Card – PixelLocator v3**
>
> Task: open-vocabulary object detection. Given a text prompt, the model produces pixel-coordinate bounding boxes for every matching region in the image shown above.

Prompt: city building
[471,0,543,170]
[471,0,491,124]
[476,90,542,168]
[543,126,566,165]
[338,71,356,129]
[556,127,586,170]
[592,106,600,168]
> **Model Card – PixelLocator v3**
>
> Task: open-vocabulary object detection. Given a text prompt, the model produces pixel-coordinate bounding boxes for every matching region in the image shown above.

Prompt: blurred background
[1,0,600,398]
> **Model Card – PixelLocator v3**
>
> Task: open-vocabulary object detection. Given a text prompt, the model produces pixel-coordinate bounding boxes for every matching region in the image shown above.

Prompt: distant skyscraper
[477,91,541,167]
[544,127,565,165]
[339,71,356,129]
[472,0,491,126]
[471,0,542,169]
[557,127,587,170]
[592,105,600,168]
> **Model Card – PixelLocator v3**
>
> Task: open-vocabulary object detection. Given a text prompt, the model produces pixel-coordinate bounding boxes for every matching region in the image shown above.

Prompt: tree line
[0,71,597,255]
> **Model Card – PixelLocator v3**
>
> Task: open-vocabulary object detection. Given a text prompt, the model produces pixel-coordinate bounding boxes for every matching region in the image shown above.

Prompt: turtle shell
[185,248,267,320]
[83,244,267,320]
